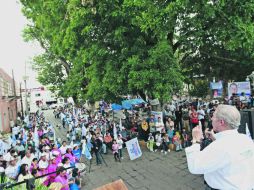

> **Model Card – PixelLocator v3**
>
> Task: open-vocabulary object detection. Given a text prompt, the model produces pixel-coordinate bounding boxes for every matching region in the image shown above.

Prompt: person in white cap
[5,157,19,180]
[39,153,49,175]
[43,145,51,161]
[15,140,25,156]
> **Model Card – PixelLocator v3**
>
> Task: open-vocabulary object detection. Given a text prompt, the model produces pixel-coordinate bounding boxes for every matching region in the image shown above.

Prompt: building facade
[0,68,18,132]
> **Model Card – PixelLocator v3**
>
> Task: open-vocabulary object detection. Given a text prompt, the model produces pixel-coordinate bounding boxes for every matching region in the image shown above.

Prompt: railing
[0,166,75,190]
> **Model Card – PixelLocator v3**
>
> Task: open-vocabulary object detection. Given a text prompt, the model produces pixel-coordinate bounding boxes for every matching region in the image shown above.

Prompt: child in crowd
[147,133,154,152]
[161,133,170,154]
[116,135,124,159]
[112,140,121,162]
[154,132,162,152]
[182,128,189,148]
[172,131,183,152]
[167,125,174,144]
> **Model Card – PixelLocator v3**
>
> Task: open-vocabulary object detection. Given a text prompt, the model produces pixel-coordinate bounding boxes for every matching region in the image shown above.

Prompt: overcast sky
[0,0,43,89]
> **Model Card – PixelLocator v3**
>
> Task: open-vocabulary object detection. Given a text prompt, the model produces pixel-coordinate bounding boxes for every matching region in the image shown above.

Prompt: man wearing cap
[15,140,25,157]
[39,153,49,175]
[43,145,51,161]
[5,157,19,180]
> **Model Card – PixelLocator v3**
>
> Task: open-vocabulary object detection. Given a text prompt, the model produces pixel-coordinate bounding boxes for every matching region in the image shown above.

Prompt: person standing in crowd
[185,105,254,189]
[116,134,124,159]
[197,106,206,131]
[174,106,183,131]
[112,139,121,162]
[141,118,149,141]
[147,133,154,152]
[91,134,102,165]
[190,107,199,130]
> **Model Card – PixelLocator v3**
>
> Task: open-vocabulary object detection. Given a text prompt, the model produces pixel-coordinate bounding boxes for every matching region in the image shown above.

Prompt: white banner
[126,137,142,160]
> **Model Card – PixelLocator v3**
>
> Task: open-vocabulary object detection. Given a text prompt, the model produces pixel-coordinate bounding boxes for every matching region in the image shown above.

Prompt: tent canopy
[121,98,146,110]
[111,103,123,111]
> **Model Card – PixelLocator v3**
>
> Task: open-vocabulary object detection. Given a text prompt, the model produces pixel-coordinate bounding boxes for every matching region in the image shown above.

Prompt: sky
[0,0,43,89]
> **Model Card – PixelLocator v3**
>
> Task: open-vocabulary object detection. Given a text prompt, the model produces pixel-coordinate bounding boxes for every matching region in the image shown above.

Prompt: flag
[34,127,39,148]
[84,145,92,160]
[245,123,252,140]
[113,123,117,139]
[119,118,123,131]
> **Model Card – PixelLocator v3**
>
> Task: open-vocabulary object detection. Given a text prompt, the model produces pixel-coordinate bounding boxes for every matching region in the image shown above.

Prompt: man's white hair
[215,105,241,129]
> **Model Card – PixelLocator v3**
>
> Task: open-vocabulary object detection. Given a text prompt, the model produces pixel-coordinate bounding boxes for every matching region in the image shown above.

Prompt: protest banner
[125,137,142,160]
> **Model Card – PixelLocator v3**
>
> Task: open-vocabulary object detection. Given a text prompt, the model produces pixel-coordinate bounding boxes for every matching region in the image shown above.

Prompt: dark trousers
[114,152,120,161]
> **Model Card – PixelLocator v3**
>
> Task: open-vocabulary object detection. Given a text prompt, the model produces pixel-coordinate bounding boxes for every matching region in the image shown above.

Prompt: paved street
[43,110,206,190]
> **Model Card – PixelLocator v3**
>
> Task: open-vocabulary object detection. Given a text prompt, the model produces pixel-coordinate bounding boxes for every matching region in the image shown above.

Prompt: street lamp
[22,75,29,115]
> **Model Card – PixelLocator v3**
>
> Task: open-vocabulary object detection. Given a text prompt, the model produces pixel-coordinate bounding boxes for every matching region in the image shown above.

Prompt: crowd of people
[0,96,253,190]
[0,110,87,190]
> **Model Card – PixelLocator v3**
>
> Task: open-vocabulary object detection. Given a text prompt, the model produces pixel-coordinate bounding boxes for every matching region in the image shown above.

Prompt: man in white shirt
[59,141,68,155]
[21,150,35,168]
[197,106,206,131]
[185,105,254,190]
[5,157,19,180]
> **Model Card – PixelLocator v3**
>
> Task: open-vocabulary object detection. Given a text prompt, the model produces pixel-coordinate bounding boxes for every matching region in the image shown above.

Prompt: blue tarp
[121,98,146,110]
[122,101,133,110]
[111,103,123,111]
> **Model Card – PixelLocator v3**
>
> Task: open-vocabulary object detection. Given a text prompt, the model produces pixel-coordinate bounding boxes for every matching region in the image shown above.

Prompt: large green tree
[20,0,254,103]
[177,0,254,83]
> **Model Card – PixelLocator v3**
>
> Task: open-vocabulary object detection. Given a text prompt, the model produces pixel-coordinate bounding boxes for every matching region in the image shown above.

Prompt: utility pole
[23,62,29,115]
[20,82,24,118]
[12,70,18,119]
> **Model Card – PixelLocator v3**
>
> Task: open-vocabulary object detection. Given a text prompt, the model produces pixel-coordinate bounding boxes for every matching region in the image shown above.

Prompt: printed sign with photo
[125,137,142,160]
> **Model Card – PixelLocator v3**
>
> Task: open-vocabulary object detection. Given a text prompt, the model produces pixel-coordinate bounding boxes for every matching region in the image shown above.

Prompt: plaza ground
[44,110,205,190]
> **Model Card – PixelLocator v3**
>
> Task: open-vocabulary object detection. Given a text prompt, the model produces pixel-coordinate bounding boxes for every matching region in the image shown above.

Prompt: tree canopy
[20,0,254,102]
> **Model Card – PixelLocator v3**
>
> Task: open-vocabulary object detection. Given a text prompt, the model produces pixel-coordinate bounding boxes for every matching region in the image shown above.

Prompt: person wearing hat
[43,145,51,161]
[15,140,25,158]
[5,156,19,180]
[39,152,49,175]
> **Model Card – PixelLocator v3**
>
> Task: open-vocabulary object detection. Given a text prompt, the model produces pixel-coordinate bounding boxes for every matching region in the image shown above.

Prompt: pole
[24,78,28,115]
[20,83,24,118]
[12,70,18,120]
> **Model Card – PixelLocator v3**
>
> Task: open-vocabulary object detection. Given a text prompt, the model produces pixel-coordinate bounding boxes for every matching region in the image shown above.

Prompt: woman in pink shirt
[30,158,39,173]
[51,144,62,164]
[54,166,74,190]
[64,148,77,166]
[47,156,58,184]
